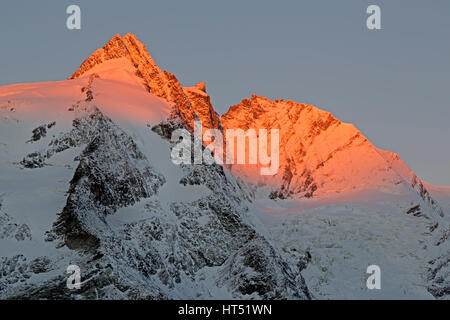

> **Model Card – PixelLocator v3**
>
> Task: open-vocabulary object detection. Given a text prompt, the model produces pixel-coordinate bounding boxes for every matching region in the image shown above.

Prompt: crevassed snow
[254,189,436,299]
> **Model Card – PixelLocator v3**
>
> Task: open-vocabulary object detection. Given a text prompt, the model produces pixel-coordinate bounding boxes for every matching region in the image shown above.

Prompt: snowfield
[254,189,438,299]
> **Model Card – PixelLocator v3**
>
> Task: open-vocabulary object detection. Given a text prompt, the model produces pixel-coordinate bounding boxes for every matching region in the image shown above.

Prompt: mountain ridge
[0,33,448,299]
[69,33,221,133]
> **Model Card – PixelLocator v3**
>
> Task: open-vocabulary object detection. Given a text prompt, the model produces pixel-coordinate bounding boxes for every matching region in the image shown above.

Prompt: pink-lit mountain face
[70,33,220,133]
[220,95,437,200]
[70,34,442,202]
[0,34,449,299]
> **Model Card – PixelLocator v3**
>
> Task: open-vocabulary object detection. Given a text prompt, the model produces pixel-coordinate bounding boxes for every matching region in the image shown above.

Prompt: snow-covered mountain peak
[69,34,131,80]
[0,33,448,300]
[70,34,220,133]
[221,95,421,199]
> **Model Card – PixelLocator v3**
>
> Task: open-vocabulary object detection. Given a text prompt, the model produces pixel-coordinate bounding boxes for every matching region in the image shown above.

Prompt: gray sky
[1,0,449,185]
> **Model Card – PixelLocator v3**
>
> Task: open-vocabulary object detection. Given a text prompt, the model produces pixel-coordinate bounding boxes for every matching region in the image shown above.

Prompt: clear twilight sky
[1,0,449,185]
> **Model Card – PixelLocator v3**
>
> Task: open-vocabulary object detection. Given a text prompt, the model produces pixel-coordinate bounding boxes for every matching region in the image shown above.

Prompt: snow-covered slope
[221,94,450,299]
[254,189,438,299]
[0,33,448,299]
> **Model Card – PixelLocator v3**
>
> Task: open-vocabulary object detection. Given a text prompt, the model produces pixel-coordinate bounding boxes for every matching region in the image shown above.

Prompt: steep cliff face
[425,186,450,298]
[183,82,222,133]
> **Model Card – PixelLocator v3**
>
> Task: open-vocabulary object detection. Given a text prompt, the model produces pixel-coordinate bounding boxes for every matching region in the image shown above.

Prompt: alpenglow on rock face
[221,95,424,199]
[0,33,448,299]
[70,33,221,133]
